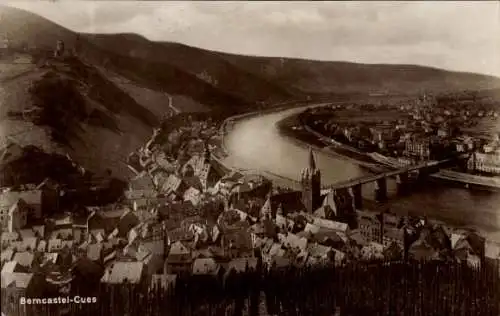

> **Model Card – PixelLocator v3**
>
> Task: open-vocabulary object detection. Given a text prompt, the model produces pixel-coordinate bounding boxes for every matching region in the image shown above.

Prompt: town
[2,102,500,315]
[300,92,500,175]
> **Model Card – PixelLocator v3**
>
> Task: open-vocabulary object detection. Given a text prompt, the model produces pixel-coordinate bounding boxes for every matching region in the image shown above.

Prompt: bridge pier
[396,172,409,196]
[374,178,388,202]
[417,167,430,182]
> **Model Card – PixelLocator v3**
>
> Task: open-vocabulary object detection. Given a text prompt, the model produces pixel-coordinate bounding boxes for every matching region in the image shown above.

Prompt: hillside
[0,6,295,110]
[217,54,500,95]
[78,34,500,97]
[0,55,159,182]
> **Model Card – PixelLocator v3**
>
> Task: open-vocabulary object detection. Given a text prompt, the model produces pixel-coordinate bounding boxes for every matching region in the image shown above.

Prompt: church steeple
[308,147,316,170]
[301,148,321,213]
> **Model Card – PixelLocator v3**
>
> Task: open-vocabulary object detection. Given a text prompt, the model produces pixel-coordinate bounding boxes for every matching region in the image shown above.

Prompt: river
[222,106,500,242]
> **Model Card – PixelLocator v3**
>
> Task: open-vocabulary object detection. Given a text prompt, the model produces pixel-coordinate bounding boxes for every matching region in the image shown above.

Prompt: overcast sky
[6,1,500,77]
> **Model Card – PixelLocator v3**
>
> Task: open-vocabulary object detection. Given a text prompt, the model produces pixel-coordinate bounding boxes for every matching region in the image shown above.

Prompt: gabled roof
[1,261,21,273]
[451,233,467,249]
[307,243,332,258]
[161,174,184,194]
[1,272,33,289]
[226,257,258,273]
[168,241,191,256]
[279,232,308,252]
[1,231,20,243]
[12,252,34,268]
[129,174,156,191]
[101,261,144,284]
[485,241,500,259]
[0,190,42,208]
[312,217,348,234]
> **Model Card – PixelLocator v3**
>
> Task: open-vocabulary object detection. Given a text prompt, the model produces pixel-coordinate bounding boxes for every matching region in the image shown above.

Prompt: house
[0,190,43,222]
[2,261,27,274]
[306,243,333,264]
[275,213,295,233]
[225,257,259,275]
[312,217,349,236]
[51,228,73,240]
[12,252,34,269]
[360,242,385,261]
[1,272,41,316]
[150,274,177,292]
[10,237,37,252]
[278,232,308,253]
[1,231,20,247]
[47,239,63,252]
[101,261,146,286]
[19,229,35,239]
[408,239,440,261]
[160,174,186,196]
[183,187,202,206]
[452,233,481,265]
[39,253,60,267]
[383,242,404,261]
[165,241,193,275]
[32,225,45,239]
[382,227,405,248]
[3,199,29,232]
[36,240,47,252]
[221,226,253,258]
[128,173,156,192]
[167,228,195,245]
[1,249,15,265]
[71,257,104,286]
[311,228,347,250]
[356,210,381,243]
[485,241,500,274]
[192,258,221,276]
[262,243,286,267]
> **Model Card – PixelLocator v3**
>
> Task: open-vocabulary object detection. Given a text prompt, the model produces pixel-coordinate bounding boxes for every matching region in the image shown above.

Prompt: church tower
[301,147,321,213]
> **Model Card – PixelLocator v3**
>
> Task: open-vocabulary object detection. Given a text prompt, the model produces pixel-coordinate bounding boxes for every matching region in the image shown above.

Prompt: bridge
[323,154,470,209]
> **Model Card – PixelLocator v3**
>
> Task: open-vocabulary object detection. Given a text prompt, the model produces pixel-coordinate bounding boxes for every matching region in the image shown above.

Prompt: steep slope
[82,34,297,104]
[217,54,500,95]
[76,42,255,114]
[80,34,500,97]
[0,56,157,182]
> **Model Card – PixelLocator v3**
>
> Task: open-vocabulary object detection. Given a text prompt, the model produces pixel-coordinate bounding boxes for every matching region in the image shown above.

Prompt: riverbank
[276,112,389,173]
[214,100,330,189]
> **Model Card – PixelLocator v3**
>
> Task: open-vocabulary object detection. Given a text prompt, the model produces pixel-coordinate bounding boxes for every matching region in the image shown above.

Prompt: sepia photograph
[0,1,500,315]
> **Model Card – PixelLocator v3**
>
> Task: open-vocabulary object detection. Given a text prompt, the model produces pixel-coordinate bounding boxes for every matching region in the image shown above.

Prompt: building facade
[468,152,500,174]
[404,138,430,161]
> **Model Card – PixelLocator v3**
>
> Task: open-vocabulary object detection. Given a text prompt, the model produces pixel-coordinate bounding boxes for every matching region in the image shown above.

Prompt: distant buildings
[404,138,430,161]
[468,152,500,174]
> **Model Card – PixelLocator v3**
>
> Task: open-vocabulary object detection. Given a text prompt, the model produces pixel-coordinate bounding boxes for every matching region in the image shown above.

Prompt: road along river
[222,106,500,242]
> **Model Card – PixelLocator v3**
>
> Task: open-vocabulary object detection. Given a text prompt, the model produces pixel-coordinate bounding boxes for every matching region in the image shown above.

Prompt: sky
[6,1,500,77]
